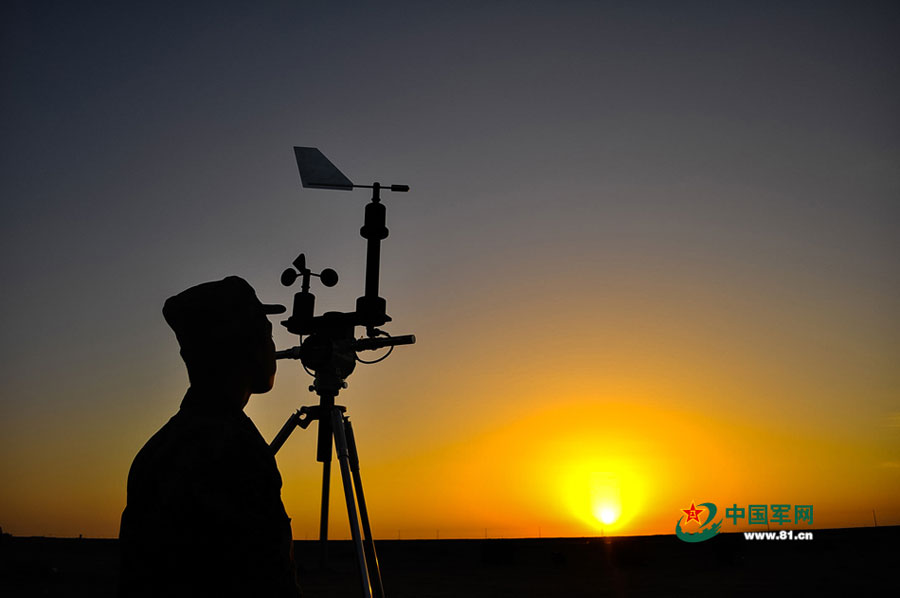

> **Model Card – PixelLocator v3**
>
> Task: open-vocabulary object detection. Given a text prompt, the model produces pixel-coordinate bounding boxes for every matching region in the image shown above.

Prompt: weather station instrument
[269,147,415,598]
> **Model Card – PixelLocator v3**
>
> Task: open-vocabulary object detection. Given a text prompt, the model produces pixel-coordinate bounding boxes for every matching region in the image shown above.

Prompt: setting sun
[597,506,618,526]
[557,456,647,535]
[590,472,622,527]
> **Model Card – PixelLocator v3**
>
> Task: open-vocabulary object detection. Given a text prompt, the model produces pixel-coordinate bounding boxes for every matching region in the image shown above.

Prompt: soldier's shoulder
[130,411,233,469]
[129,409,271,482]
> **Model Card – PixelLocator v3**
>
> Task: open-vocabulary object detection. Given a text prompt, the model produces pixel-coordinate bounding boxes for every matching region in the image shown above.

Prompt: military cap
[163,276,285,350]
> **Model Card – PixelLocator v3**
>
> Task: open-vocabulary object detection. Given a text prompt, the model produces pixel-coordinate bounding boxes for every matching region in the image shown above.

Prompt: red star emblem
[682,502,704,524]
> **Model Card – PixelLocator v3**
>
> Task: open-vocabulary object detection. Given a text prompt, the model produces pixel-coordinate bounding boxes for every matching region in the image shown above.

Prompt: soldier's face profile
[248,316,277,394]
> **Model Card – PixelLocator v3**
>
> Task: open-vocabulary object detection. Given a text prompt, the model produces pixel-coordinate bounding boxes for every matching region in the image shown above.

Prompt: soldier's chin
[252,374,276,394]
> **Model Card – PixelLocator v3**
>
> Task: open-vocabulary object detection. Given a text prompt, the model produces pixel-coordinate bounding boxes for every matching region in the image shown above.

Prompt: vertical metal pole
[317,392,336,567]
[332,408,372,598]
[345,418,385,598]
[319,455,331,567]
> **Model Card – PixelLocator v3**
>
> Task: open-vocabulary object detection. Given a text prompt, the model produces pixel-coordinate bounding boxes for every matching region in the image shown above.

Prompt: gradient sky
[2,1,898,539]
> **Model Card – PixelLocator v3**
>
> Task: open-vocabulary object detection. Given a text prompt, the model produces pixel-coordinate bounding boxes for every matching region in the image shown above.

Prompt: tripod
[269,336,410,598]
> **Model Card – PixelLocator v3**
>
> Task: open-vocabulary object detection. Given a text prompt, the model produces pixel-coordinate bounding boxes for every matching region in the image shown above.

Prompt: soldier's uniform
[119,388,300,597]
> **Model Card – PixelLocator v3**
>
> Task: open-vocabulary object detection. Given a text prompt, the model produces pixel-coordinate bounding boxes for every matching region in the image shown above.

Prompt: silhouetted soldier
[119,277,301,597]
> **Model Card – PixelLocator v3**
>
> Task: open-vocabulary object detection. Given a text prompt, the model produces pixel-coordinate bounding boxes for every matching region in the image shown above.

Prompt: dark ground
[1,526,897,597]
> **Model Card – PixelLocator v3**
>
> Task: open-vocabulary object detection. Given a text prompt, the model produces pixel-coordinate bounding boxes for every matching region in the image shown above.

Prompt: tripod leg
[344,418,385,598]
[332,407,373,598]
[319,456,331,568]
[270,410,302,455]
